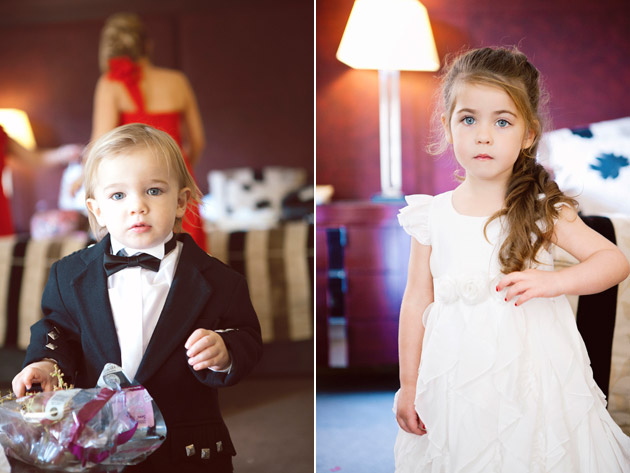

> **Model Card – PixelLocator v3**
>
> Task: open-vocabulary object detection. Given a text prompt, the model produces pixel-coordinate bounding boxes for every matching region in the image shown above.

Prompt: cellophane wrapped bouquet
[0,364,166,472]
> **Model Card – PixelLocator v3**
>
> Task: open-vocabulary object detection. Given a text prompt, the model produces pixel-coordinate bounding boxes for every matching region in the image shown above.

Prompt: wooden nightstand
[316,201,410,368]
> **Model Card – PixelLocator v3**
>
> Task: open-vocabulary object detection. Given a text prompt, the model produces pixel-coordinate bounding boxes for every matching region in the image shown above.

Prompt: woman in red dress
[91,13,207,251]
[0,126,81,236]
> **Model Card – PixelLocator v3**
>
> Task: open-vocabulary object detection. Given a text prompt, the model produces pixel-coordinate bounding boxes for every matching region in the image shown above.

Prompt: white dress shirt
[107,234,181,380]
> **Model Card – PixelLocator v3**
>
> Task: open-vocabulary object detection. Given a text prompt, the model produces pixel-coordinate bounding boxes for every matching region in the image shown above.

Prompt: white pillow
[58,162,88,215]
[540,117,630,216]
[204,167,306,231]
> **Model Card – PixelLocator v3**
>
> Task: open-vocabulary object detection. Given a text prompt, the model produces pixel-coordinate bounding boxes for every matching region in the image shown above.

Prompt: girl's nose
[475,127,492,144]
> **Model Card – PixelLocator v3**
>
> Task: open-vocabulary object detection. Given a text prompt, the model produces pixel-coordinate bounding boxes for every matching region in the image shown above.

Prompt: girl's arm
[397,238,433,435]
[180,74,205,168]
[499,205,630,305]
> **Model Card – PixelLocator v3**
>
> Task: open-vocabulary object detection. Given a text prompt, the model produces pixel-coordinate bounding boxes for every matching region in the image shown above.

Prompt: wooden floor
[222,376,314,472]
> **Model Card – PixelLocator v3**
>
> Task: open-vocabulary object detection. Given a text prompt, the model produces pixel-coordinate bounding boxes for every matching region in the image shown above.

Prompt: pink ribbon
[67,388,138,466]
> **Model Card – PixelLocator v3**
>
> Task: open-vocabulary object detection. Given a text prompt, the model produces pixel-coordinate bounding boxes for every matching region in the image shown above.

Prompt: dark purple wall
[0,0,313,233]
[317,0,630,200]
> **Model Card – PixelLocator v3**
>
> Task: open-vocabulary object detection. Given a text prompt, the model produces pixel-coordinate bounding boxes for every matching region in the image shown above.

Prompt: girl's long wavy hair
[430,47,577,274]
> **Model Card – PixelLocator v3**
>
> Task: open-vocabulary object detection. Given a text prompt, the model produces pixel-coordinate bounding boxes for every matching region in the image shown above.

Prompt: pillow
[540,117,630,216]
[203,167,307,231]
[58,162,88,214]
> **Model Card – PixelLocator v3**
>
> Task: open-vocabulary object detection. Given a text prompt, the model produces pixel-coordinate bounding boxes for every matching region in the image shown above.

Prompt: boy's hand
[12,360,57,398]
[185,329,231,371]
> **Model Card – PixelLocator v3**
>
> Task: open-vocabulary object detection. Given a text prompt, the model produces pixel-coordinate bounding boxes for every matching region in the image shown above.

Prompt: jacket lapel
[70,234,122,367]
[135,235,213,384]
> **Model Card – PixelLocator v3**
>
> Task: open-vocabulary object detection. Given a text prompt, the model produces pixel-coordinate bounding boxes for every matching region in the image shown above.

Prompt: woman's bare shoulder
[146,65,188,84]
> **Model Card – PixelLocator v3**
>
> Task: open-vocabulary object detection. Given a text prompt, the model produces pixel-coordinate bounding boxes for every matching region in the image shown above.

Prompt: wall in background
[317,0,630,200]
[0,0,313,232]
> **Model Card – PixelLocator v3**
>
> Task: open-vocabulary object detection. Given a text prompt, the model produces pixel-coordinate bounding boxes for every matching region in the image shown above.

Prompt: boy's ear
[176,187,191,218]
[86,198,106,226]
[441,114,453,144]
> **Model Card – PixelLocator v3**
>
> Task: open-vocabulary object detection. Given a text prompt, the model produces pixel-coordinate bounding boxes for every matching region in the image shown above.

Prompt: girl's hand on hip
[185,329,231,371]
[396,387,427,436]
[497,269,562,306]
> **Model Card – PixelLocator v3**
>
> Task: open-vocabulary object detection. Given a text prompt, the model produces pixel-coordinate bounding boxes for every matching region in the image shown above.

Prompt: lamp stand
[373,69,404,202]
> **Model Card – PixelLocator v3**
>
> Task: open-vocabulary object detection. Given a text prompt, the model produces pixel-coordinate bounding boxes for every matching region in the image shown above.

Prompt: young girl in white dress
[394,46,630,472]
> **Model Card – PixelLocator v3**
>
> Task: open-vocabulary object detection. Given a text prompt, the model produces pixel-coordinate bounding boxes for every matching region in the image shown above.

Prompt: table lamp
[0,108,37,198]
[336,0,439,200]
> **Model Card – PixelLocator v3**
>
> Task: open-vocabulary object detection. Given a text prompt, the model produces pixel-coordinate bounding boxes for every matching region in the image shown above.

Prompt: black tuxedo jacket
[24,233,263,472]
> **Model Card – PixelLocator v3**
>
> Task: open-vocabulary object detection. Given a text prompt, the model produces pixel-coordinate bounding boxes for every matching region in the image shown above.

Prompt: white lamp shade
[336,0,440,72]
[0,108,36,150]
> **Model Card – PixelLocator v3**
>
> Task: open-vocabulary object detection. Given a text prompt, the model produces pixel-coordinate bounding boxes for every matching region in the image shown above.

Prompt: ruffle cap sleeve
[397,194,433,245]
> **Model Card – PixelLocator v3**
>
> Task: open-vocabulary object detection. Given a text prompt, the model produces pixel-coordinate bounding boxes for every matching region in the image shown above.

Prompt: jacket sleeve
[192,276,263,388]
[23,261,82,383]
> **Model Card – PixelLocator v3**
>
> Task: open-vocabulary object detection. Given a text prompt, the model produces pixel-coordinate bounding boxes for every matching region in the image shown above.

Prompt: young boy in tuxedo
[13,123,263,472]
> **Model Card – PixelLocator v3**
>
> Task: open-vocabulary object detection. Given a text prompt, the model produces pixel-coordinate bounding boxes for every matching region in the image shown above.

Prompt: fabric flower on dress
[434,273,493,305]
[107,57,143,111]
[107,56,141,83]
[457,273,489,305]
[434,276,458,304]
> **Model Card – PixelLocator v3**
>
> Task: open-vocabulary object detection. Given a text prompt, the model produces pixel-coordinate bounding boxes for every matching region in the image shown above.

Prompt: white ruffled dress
[394,191,630,473]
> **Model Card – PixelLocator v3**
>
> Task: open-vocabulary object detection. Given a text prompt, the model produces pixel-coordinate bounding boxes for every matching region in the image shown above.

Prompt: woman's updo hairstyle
[98,13,148,73]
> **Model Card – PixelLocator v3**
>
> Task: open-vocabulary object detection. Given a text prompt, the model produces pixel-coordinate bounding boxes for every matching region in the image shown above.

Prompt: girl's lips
[474,154,493,160]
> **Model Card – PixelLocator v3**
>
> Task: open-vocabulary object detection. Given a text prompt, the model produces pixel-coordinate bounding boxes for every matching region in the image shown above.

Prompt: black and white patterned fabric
[540,116,630,215]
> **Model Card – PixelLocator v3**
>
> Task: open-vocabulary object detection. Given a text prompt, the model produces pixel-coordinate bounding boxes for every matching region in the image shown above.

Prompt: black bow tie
[103,236,177,277]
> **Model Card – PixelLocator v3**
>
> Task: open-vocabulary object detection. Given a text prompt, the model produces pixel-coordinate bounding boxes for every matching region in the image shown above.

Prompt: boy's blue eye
[111,192,124,201]
[497,119,510,127]
[463,116,475,125]
[147,188,162,196]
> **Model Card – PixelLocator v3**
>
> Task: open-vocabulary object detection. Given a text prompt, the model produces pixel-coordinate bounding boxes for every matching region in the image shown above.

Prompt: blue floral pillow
[540,117,630,215]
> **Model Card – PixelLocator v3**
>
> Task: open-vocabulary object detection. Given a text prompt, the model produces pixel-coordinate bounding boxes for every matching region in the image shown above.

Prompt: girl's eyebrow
[455,107,517,117]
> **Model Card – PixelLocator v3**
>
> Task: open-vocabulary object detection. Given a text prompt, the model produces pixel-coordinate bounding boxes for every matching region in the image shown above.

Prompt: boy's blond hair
[84,123,202,241]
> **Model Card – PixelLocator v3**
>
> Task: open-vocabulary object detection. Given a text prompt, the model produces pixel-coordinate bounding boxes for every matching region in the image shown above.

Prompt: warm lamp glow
[0,109,36,150]
[336,0,439,199]
[336,0,439,72]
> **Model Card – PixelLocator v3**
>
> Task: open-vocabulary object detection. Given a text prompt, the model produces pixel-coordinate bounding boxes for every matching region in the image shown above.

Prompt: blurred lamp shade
[0,108,36,150]
[0,109,37,198]
[336,0,439,199]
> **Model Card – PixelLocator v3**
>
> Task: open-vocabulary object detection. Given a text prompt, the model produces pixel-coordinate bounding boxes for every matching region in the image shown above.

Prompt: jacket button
[185,444,196,457]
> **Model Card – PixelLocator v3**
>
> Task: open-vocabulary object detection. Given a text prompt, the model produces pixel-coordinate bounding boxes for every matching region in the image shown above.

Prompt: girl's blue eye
[463,116,475,125]
[147,188,162,196]
[111,192,124,201]
[497,119,510,128]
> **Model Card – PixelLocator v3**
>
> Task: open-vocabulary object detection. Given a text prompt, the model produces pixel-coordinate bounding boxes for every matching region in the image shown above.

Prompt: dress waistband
[434,273,504,305]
